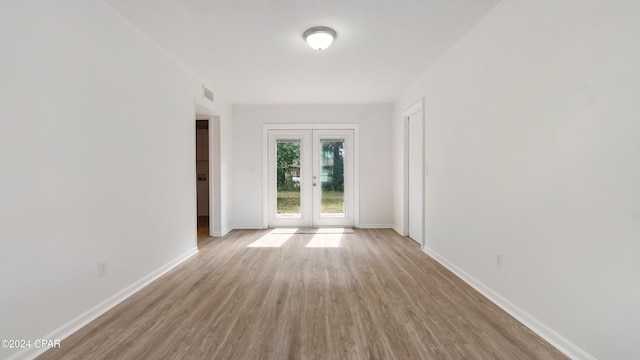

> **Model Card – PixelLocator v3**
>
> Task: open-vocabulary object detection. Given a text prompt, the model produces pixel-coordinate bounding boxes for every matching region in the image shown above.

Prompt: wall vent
[203,85,214,102]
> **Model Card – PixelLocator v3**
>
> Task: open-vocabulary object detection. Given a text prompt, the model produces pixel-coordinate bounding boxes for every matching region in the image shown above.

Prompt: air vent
[203,85,214,102]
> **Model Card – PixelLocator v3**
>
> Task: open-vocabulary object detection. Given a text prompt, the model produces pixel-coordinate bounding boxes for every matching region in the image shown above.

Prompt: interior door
[268,129,354,227]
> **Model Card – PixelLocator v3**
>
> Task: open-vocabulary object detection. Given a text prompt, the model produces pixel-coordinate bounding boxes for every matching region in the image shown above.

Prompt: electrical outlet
[496,252,503,267]
[98,262,107,277]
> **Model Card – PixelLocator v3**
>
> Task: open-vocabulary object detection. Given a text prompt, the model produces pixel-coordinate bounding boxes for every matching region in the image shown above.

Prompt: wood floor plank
[37,229,567,360]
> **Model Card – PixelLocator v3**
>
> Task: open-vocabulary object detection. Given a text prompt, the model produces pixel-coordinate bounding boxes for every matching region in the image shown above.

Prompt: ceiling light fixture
[303,26,337,51]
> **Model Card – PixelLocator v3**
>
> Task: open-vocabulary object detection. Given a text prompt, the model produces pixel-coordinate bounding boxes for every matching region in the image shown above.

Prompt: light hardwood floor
[38,229,567,360]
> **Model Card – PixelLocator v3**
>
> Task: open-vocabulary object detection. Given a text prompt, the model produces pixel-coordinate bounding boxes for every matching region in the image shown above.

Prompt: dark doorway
[196,119,209,238]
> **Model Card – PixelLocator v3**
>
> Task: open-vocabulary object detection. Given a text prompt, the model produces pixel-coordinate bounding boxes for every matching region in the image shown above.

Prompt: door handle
[313,183,317,186]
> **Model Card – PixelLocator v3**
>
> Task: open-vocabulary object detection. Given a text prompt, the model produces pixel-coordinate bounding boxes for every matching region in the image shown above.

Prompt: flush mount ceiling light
[303,26,337,51]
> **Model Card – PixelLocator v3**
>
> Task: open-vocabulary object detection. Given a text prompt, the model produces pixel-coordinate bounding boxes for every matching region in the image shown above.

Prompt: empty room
[1,1,638,359]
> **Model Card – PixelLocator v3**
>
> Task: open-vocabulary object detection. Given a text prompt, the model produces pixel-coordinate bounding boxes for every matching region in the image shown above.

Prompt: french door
[268,129,354,227]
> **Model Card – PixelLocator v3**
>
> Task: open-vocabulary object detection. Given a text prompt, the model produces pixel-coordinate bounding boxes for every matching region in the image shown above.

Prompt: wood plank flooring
[38,229,567,360]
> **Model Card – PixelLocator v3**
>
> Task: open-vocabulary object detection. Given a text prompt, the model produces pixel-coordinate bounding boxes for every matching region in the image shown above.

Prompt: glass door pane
[276,140,301,218]
[268,129,312,228]
[319,139,345,216]
[312,129,353,227]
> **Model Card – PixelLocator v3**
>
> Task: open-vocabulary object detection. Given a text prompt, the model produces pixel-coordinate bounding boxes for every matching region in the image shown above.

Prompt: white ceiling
[105,0,500,104]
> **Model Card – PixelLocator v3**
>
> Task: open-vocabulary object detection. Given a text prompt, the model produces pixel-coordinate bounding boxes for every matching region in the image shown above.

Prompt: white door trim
[263,124,360,228]
[194,100,223,238]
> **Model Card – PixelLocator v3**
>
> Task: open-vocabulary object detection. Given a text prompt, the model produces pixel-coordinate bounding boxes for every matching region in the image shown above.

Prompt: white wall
[394,1,640,359]
[0,1,231,359]
[231,105,393,229]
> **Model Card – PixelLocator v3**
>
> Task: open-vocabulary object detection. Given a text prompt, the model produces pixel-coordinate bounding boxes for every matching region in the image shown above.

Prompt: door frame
[194,101,222,238]
[263,123,360,228]
[403,99,425,246]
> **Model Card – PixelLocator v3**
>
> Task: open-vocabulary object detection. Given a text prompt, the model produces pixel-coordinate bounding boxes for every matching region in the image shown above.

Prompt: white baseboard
[232,225,267,230]
[356,224,394,229]
[422,246,596,360]
[212,226,234,237]
[220,226,234,236]
[8,247,199,360]
[391,226,406,236]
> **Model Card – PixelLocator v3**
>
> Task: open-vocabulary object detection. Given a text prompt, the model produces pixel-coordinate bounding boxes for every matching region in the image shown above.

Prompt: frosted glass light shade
[303,27,337,51]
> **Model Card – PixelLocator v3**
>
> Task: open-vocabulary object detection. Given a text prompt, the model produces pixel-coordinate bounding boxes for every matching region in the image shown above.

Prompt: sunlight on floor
[246,229,345,248]
[305,234,342,248]
[246,232,293,248]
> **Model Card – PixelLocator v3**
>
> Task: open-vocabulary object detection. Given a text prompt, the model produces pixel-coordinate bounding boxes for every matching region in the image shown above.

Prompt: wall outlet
[496,252,503,267]
[98,262,107,277]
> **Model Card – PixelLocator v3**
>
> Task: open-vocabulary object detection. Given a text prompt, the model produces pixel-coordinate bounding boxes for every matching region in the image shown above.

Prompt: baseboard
[422,246,596,360]
[391,226,406,236]
[8,247,199,360]
[356,224,395,229]
[232,225,267,230]
[212,226,234,237]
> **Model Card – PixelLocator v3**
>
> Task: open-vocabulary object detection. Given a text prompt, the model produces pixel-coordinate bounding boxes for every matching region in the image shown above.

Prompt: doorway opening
[196,119,210,238]
[194,101,222,242]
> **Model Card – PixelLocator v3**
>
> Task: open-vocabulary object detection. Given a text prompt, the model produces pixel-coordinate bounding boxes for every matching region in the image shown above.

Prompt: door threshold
[269,227,354,234]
